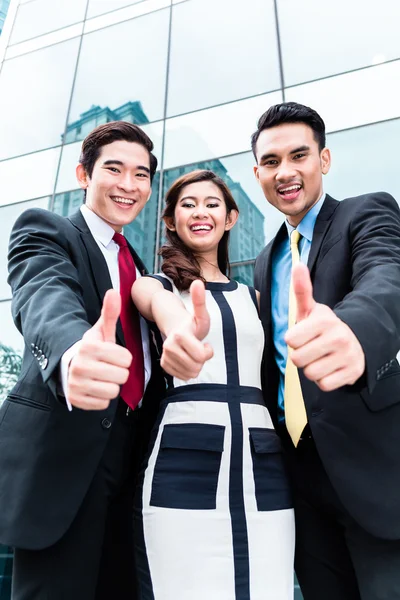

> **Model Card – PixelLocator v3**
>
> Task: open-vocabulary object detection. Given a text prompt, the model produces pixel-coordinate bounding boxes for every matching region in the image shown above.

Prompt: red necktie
[113,232,145,410]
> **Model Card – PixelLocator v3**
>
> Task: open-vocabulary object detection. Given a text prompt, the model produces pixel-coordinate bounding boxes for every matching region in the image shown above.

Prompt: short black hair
[79,120,157,181]
[251,102,326,160]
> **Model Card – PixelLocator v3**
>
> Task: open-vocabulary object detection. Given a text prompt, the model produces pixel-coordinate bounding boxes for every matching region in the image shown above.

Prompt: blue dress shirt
[271,195,325,421]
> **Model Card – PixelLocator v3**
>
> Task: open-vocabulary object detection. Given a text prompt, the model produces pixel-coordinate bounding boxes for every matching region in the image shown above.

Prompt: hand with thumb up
[285,263,365,392]
[67,289,132,410]
[161,280,214,380]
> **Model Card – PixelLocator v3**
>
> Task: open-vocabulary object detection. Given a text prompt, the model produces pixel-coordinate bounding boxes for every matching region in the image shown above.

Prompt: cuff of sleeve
[60,340,82,411]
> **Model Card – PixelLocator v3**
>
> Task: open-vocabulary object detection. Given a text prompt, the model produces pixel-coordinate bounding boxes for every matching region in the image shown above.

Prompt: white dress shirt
[61,204,152,410]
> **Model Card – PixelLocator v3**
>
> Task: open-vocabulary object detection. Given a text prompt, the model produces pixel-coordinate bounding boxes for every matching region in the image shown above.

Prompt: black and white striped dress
[134,276,295,600]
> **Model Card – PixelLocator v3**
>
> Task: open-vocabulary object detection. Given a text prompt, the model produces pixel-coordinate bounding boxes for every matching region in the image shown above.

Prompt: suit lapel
[307,194,340,274]
[68,210,125,345]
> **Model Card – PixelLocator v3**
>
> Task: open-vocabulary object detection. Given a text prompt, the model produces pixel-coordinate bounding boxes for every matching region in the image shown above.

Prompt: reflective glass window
[10,0,86,45]
[286,61,400,134]
[325,118,400,203]
[164,91,282,169]
[0,148,61,207]
[231,262,255,287]
[0,197,50,301]
[167,0,280,117]
[84,0,171,34]
[6,23,84,60]
[278,0,400,86]
[68,9,169,136]
[0,300,23,353]
[87,0,143,19]
[0,38,80,160]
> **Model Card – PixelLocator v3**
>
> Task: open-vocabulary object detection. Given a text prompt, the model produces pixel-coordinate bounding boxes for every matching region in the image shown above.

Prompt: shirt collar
[285,193,326,242]
[80,204,117,248]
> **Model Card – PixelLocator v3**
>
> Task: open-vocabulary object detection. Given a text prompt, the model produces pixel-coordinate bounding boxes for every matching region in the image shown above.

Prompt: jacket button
[101,418,112,429]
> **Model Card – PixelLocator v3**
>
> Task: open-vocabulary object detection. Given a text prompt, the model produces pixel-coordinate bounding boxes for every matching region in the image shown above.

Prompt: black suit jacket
[0,208,165,550]
[254,192,400,540]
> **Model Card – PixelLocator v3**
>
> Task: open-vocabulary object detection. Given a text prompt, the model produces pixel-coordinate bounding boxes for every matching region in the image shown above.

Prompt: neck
[196,251,228,283]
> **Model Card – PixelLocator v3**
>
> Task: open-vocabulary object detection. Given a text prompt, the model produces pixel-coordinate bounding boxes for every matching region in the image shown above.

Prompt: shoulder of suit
[339,191,396,206]
[15,207,69,226]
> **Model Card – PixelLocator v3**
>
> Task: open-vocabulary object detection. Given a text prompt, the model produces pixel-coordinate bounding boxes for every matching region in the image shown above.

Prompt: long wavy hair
[160,170,239,292]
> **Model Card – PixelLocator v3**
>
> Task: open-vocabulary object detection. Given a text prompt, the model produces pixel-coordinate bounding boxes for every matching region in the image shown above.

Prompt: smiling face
[254,123,331,227]
[76,139,152,232]
[164,180,238,259]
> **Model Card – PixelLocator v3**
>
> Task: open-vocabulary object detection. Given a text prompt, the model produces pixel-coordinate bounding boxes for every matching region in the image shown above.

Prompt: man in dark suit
[253,102,400,599]
[0,121,165,599]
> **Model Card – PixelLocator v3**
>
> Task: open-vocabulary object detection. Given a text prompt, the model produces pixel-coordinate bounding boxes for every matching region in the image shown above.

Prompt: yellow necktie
[284,230,308,446]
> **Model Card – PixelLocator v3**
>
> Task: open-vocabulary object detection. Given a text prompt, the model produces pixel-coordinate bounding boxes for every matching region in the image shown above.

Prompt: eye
[207,203,220,208]
[137,172,149,178]
[106,167,120,173]
[264,159,278,166]
[293,153,306,160]
[182,202,195,208]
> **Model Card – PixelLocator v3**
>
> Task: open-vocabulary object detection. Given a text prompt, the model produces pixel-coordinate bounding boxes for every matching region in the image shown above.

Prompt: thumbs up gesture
[161,280,213,380]
[285,263,365,392]
[67,289,132,410]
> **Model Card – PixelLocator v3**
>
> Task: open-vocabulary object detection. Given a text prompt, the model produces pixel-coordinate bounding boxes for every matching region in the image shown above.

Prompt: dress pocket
[249,428,292,511]
[150,423,225,510]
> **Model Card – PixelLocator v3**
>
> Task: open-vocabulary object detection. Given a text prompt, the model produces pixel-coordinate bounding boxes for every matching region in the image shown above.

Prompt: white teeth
[112,197,134,205]
[280,185,301,193]
[191,225,212,231]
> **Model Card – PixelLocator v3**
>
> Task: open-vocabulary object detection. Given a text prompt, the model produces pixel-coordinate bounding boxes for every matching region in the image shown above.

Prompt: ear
[76,163,89,190]
[253,164,260,183]
[163,215,176,231]
[225,209,239,231]
[320,147,331,175]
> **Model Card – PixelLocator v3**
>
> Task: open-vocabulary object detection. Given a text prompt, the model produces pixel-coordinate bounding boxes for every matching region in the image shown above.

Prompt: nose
[193,206,208,218]
[117,173,137,193]
[276,159,297,182]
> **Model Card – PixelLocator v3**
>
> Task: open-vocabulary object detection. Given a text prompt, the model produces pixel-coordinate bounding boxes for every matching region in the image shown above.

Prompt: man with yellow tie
[253,102,400,600]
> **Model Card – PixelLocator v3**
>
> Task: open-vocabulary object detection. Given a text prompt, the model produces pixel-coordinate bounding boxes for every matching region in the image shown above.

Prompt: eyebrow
[179,195,223,202]
[102,159,150,174]
[259,145,310,163]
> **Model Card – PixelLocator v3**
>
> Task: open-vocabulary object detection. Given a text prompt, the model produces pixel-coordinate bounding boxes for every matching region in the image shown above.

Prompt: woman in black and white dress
[132,169,294,600]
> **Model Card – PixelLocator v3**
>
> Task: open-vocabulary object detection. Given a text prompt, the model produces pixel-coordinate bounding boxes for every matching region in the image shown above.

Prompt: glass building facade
[0,1,10,35]
[0,0,399,597]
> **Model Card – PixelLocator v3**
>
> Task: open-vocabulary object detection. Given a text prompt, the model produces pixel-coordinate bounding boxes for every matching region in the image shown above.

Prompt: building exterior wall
[0,1,400,597]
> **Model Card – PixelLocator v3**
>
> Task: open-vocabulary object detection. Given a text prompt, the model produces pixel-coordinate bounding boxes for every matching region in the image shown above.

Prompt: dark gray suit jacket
[254,192,400,540]
[0,208,165,550]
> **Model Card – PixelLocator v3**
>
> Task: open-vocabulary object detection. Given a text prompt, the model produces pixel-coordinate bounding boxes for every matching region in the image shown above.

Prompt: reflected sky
[164,91,283,169]
[0,147,61,207]
[167,0,280,117]
[10,0,86,45]
[325,118,400,203]
[286,60,400,134]
[87,0,143,19]
[0,37,80,160]
[69,9,169,125]
[278,0,400,86]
